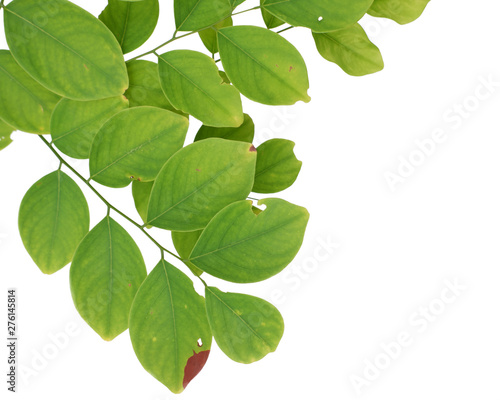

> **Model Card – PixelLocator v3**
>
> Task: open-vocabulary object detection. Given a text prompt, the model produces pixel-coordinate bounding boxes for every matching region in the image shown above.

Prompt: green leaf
[205,287,284,363]
[124,60,185,116]
[132,180,154,226]
[18,171,90,274]
[4,0,129,100]
[70,216,147,341]
[253,139,302,193]
[199,16,233,55]
[174,0,232,32]
[129,259,212,394]
[262,0,373,32]
[147,138,257,231]
[0,50,61,134]
[171,230,204,276]
[231,0,246,7]
[51,96,129,159]
[218,26,311,105]
[368,0,430,24]
[218,70,231,84]
[313,24,384,76]
[0,119,15,151]
[260,0,284,29]
[99,0,159,54]
[189,198,309,283]
[158,50,243,127]
[195,113,254,143]
[89,107,188,188]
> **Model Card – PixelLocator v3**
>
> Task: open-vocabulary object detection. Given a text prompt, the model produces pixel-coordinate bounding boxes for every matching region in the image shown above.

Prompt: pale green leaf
[0,50,61,134]
[195,113,254,143]
[189,198,309,283]
[313,24,384,76]
[174,0,232,32]
[129,259,212,394]
[4,0,129,100]
[262,0,373,32]
[99,0,159,54]
[368,0,430,24]
[205,287,284,363]
[70,216,147,341]
[218,26,311,105]
[89,107,188,188]
[199,16,233,55]
[18,171,90,274]
[147,138,257,231]
[51,96,129,159]
[171,230,204,276]
[0,119,15,151]
[132,180,154,226]
[253,139,302,193]
[158,50,243,127]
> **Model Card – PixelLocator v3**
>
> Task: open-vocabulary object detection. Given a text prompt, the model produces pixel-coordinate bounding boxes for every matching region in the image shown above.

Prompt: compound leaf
[189,198,309,283]
[253,139,302,193]
[0,50,61,134]
[147,138,256,231]
[312,24,384,76]
[158,50,243,127]
[4,0,129,100]
[89,107,188,188]
[171,230,204,276]
[195,113,254,143]
[368,0,431,24]
[18,171,90,274]
[262,0,373,32]
[129,259,212,394]
[205,287,284,363]
[174,0,232,32]
[51,96,129,159]
[99,0,159,54]
[218,26,311,105]
[70,216,147,341]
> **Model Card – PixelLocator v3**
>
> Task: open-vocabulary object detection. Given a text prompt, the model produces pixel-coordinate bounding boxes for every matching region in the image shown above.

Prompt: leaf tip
[182,349,210,390]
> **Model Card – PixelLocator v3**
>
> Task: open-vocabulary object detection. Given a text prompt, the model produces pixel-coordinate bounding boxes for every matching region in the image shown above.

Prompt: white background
[1,0,500,399]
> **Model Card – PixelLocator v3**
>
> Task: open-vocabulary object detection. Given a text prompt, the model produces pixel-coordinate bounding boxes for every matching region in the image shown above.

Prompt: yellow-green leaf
[368,0,431,24]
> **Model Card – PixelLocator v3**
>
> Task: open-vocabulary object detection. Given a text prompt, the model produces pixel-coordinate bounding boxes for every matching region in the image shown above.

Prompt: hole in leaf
[318,16,323,21]
[197,338,203,347]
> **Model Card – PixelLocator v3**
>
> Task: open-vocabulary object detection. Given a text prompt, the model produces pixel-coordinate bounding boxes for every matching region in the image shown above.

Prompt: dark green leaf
[129,260,212,394]
[51,96,129,159]
[70,216,147,340]
[253,139,302,193]
[189,198,309,283]
[205,287,284,363]
[171,230,204,276]
[218,26,311,105]
[368,0,430,24]
[313,24,384,76]
[89,107,188,188]
[19,171,90,274]
[199,16,233,55]
[260,0,284,29]
[174,0,232,31]
[195,113,254,143]
[147,138,257,231]
[4,0,129,100]
[0,50,61,134]
[99,0,159,54]
[158,50,243,127]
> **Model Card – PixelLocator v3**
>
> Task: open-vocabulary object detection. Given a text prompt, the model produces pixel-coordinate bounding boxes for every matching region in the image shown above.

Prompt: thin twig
[276,26,294,34]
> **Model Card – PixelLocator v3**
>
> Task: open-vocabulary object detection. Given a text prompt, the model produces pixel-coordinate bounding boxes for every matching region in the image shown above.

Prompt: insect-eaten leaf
[4,0,129,100]
[158,50,243,127]
[368,0,431,25]
[189,198,309,283]
[0,50,61,134]
[0,119,15,151]
[205,286,284,363]
[89,107,188,188]
[129,259,212,394]
[218,26,311,105]
[19,171,90,274]
[70,216,147,341]
[147,138,257,231]
[312,24,384,76]
[195,114,254,143]
[51,96,129,159]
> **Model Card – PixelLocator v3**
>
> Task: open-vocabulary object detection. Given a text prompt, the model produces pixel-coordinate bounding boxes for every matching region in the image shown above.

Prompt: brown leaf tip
[249,145,257,152]
[183,350,210,389]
